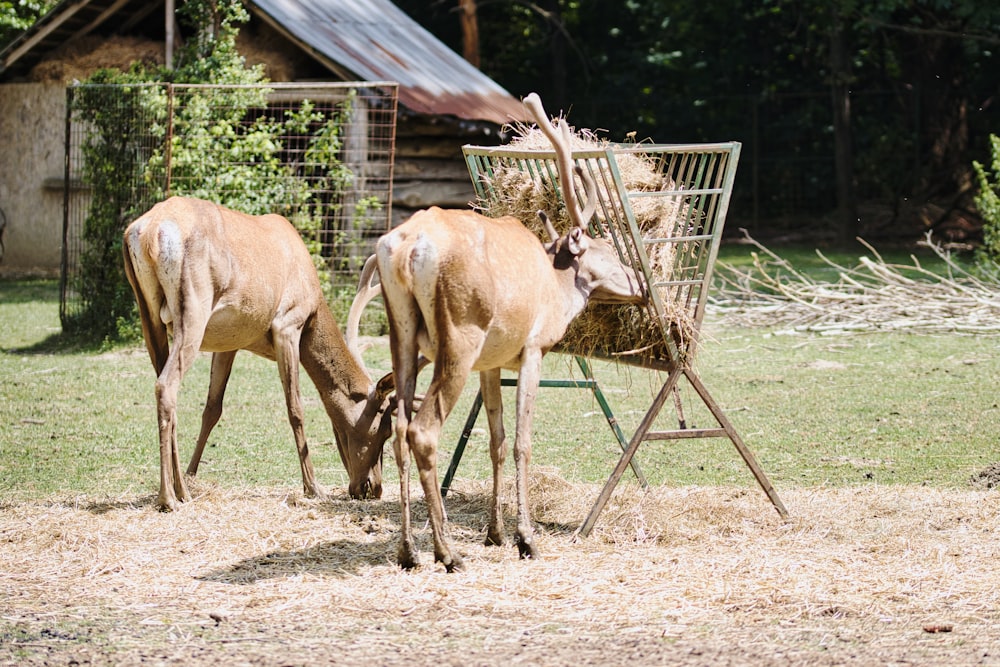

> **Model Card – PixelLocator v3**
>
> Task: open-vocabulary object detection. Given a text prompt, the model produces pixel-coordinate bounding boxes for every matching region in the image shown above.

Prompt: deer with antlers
[373,93,647,571]
[123,196,394,511]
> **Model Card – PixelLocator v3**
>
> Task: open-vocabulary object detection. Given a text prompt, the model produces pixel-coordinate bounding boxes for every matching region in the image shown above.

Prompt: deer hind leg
[383,295,422,569]
[187,350,237,476]
[408,349,477,573]
[153,322,205,511]
[273,328,324,500]
[480,368,508,547]
[394,404,417,570]
[513,349,543,559]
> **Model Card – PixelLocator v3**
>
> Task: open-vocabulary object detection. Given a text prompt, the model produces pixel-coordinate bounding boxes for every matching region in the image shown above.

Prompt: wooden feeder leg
[574,356,648,488]
[576,366,683,539]
[683,368,789,519]
[671,385,687,429]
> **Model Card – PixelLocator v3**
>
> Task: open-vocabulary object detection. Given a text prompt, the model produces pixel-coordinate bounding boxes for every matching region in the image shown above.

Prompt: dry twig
[709,230,1000,334]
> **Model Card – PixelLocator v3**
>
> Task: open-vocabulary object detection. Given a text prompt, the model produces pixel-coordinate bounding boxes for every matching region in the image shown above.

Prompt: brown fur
[122,196,393,511]
[375,95,647,572]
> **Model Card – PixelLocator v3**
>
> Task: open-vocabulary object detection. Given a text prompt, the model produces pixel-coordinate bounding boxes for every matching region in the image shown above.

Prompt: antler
[346,254,381,370]
[523,92,598,232]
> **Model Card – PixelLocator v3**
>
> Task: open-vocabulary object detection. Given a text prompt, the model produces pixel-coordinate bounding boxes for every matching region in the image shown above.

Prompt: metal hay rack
[443,141,788,535]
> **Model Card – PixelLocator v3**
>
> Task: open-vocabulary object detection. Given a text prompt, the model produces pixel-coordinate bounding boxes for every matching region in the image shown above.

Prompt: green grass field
[3,240,998,505]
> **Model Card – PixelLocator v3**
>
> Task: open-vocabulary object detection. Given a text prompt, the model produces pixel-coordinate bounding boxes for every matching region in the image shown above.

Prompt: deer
[373,93,648,572]
[122,196,394,512]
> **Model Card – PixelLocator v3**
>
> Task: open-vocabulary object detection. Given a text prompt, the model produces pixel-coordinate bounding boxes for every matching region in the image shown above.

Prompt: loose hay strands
[474,122,700,362]
[710,230,1000,335]
[3,479,1000,664]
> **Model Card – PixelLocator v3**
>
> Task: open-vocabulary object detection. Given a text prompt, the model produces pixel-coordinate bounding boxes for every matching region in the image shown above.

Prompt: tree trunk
[830,10,858,246]
[458,0,480,68]
[543,0,567,111]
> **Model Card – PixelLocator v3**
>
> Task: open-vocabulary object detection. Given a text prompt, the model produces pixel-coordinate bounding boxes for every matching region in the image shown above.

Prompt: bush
[64,0,359,341]
[973,133,1000,264]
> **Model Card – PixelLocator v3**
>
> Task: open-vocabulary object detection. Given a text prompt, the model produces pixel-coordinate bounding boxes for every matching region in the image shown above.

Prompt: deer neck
[299,301,372,411]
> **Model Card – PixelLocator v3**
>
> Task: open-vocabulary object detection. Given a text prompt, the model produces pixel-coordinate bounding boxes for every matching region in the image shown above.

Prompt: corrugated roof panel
[249,0,529,124]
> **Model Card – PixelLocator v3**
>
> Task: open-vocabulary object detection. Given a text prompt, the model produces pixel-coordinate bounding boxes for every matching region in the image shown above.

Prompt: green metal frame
[448,141,788,535]
[440,356,647,496]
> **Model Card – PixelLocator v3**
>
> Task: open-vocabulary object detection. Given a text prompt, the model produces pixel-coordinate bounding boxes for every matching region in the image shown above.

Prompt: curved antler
[523,92,598,232]
[345,253,381,371]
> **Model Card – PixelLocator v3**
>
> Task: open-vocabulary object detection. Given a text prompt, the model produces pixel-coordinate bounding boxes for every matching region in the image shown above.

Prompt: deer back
[377,208,571,366]
[125,197,323,356]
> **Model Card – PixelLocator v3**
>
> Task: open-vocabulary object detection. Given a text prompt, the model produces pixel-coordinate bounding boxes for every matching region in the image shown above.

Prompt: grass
[2,260,999,506]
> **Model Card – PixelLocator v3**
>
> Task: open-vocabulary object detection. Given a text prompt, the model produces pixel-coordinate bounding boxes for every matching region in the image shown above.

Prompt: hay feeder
[442,139,788,535]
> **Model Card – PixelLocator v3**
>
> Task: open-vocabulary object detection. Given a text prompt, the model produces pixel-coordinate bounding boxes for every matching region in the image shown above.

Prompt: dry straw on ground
[711,231,1000,335]
[477,123,698,362]
[3,474,1000,665]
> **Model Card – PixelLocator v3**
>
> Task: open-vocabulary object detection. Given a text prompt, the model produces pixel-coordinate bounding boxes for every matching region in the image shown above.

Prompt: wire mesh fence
[61,81,397,328]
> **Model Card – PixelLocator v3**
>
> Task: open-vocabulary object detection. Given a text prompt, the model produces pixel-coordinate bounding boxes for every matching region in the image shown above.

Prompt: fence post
[59,86,73,325]
[164,83,174,197]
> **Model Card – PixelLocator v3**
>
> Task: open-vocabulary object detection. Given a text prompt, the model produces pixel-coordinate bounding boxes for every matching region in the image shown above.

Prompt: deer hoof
[441,553,466,573]
[156,496,180,513]
[304,485,329,502]
[397,543,420,570]
[516,537,540,560]
[484,531,506,547]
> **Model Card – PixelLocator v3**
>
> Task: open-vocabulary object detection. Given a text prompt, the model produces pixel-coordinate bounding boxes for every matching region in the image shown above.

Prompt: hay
[3,477,1000,664]
[476,123,698,363]
[29,35,164,83]
[28,33,299,84]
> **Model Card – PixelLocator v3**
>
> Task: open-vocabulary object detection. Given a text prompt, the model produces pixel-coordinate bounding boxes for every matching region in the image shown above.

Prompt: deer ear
[538,210,559,242]
[375,372,395,400]
[567,227,589,256]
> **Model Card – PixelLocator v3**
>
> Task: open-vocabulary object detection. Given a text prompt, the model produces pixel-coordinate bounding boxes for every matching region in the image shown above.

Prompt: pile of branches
[709,231,1000,335]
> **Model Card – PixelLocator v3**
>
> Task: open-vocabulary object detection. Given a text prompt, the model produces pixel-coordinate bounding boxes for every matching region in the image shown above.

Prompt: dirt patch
[970,462,1000,489]
[2,478,999,665]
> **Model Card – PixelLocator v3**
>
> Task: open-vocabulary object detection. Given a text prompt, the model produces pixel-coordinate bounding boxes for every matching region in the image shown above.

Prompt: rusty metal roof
[0,0,529,125]
[249,0,529,125]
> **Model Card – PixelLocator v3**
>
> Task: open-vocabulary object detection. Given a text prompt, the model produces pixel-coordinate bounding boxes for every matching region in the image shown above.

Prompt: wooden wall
[391,114,507,226]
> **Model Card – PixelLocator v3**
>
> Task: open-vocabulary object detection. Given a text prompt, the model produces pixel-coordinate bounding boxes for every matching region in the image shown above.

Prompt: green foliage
[397,0,1000,229]
[973,134,1000,264]
[65,75,165,340]
[0,0,56,47]
[65,0,359,340]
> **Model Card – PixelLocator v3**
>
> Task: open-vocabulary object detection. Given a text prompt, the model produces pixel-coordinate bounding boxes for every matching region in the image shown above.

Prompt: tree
[458,0,479,67]
[0,0,56,48]
[399,0,1000,244]
[66,0,359,340]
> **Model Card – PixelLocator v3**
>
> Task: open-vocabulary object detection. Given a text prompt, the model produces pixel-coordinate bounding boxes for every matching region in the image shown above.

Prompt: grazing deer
[375,93,647,571]
[122,196,394,511]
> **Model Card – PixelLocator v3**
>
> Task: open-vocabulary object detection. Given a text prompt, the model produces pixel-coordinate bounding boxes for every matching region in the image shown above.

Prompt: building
[0,0,529,275]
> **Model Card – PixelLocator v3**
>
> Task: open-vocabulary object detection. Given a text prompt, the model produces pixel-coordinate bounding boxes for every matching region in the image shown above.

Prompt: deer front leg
[480,368,507,547]
[513,349,543,559]
[274,333,325,500]
[187,350,237,476]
